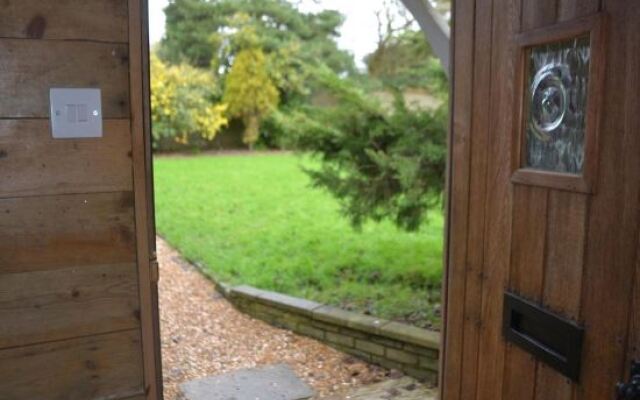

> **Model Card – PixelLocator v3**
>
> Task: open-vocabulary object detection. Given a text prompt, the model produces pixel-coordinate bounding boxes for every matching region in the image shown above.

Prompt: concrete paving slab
[178,364,315,400]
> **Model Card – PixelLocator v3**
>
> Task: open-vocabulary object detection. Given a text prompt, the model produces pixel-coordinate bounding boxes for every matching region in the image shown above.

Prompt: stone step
[179,364,315,400]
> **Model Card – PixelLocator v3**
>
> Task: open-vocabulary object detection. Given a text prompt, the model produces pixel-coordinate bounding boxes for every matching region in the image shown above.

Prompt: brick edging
[223,284,440,384]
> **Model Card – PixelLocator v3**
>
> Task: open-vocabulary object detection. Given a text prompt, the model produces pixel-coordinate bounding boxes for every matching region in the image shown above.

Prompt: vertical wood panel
[534,192,588,400]
[441,0,476,395]
[578,0,640,397]
[502,186,548,400]
[557,0,601,22]
[501,3,556,398]
[454,0,494,397]
[542,192,588,321]
[129,0,163,398]
[528,0,599,397]
[522,0,558,31]
[474,0,521,398]
[502,186,549,400]
[624,0,640,383]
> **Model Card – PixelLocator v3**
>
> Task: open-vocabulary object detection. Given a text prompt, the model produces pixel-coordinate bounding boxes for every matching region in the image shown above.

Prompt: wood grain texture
[0,263,140,349]
[502,186,547,400]
[129,0,164,397]
[440,0,476,396]
[522,0,558,31]
[454,0,495,398]
[0,330,144,400]
[542,192,587,320]
[0,119,133,198]
[445,0,638,398]
[557,0,601,22]
[474,1,521,398]
[509,187,548,301]
[501,3,555,398]
[0,39,130,118]
[0,192,136,274]
[534,192,588,400]
[578,0,640,397]
[0,0,128,42]
[625,0,640,383]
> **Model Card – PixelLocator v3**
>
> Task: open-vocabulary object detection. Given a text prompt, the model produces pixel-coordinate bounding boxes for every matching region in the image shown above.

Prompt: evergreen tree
[224,47,280,148]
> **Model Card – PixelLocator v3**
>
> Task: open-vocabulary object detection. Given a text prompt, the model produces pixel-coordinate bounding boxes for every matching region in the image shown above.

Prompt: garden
[152,0,449,331]
[155,153,444,328]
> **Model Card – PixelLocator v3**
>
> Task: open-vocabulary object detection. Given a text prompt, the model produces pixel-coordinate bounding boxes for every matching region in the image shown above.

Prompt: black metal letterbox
[503,292,584,381]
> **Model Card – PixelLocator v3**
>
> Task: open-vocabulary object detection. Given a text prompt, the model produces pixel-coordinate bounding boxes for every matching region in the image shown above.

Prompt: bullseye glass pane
[525,36,590,174]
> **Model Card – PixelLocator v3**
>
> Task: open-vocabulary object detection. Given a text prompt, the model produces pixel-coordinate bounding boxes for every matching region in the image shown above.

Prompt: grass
[154,153,444,329]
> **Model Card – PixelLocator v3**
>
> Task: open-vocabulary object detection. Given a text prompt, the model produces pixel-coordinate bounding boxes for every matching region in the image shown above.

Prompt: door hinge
[149,252,159,283]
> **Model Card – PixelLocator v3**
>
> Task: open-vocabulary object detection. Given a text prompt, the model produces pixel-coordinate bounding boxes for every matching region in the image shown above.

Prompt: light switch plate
[50,88,103,139]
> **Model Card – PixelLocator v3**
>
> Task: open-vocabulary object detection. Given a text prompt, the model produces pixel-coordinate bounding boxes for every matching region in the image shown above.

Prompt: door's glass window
[525,36,590,174]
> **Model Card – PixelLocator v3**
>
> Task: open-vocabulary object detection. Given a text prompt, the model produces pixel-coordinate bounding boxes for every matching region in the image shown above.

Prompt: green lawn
[154,153,444,328]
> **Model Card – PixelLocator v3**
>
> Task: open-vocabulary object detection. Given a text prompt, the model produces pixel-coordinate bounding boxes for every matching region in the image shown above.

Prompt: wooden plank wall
[444,0,640,399]
[0,1,149,399]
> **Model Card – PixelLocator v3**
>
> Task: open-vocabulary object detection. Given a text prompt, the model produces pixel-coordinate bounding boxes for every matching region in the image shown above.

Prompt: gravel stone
[158,237,388,400]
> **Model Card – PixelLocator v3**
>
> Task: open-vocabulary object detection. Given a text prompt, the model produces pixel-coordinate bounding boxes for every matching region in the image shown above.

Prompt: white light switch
[50,88,103,139]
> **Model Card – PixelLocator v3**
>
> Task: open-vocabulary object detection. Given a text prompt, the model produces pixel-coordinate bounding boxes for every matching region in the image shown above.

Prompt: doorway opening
[147,1,451,398]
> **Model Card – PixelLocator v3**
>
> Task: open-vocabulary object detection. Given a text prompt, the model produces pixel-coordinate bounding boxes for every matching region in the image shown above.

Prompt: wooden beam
[400,0,451,76]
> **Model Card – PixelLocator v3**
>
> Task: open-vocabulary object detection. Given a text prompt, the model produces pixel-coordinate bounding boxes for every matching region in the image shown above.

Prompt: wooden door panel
[456,0,495,397]
[0,119,134,198]
[440,0,475,391]
[557,0,601,22]
[444,0,640,398]
[0,1,161,398]
[0,39,130,119]
[0,262,140,349]
[0,192,137,274]
[502,186,547,400]
[0,330,145,400]
[473,0,521,397]
[0,0,128,42]
[579,0,640,397]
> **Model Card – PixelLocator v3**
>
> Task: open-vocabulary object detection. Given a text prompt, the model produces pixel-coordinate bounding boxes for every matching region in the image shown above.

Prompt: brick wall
[225,285,440,384]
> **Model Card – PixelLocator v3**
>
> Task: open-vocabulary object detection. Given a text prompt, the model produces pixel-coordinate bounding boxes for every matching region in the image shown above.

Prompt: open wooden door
[442,0,640,400]
[442,0,640,399]
[0,0,162,399]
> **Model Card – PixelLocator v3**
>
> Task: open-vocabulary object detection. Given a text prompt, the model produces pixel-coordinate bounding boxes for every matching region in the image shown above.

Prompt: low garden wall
[220,284,440,384]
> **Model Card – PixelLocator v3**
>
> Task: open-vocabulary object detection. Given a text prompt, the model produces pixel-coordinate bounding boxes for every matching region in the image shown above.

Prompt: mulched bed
[158,237,391,399]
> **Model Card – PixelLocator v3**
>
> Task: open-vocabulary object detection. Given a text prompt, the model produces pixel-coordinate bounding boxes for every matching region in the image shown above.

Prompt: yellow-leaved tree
[223,48,280,149]
[151,52,228,147]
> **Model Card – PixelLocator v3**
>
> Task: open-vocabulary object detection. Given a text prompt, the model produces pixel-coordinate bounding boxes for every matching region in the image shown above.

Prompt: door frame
[129,0,164,398]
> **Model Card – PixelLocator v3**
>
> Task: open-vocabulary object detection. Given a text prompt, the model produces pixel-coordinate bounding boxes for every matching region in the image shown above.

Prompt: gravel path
[158,237,389,400]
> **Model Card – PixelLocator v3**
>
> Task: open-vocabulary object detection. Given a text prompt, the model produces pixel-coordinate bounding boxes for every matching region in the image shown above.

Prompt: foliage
[162,0,355,75]
[275,68,448,231]
[151,53,228,147]
[160,0,355,145]
[367,30,438,91]
[154,153,444,328]
[155,0,451,231]
[223,47,280,147]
